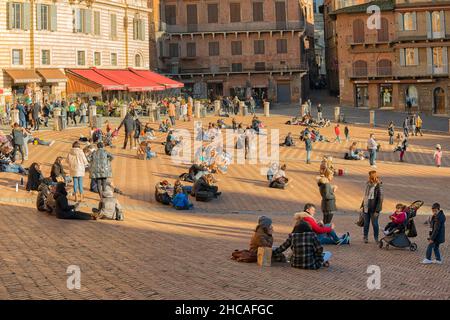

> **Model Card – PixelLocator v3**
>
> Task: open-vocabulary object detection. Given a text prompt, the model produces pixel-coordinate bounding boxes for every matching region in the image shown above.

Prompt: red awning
[94,68,165,92]
[67,69,126,91]
[0,89,3,94]
[129,68,184,89]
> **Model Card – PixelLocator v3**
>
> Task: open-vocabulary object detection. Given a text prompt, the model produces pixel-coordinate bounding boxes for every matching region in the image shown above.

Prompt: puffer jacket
[67,148,89,177]
[249,226,273,253]
[317,176,336,213]
[89,148,113,179]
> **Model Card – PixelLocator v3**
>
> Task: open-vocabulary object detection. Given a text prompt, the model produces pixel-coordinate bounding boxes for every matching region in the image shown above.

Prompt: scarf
[363,183,376,212]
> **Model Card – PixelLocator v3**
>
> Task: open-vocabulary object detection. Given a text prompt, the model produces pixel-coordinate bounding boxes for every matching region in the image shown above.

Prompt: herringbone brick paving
[0,114,449,299]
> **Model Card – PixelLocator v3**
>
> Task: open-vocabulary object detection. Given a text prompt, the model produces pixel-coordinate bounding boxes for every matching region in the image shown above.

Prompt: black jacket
[26,164,44,191]
[317,177,336,212]
[119,114,136,134]
[430,211,446,244]
[51,162,66,182]
[361,182,383,214]
[54,188,75,219]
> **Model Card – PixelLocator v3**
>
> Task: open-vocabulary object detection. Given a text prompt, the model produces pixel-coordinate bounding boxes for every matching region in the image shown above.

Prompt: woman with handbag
[67,141,89,202]
[360,171,384,244]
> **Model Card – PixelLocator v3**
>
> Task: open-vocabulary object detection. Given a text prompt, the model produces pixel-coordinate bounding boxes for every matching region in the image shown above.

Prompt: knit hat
[436,144,441,150]
[258,216,272,228]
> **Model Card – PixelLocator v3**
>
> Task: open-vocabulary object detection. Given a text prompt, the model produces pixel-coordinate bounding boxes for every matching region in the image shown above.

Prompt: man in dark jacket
[305,133,312,164]
[423,203,446,264]
[317,172,337,224]
[54,182,95,220]
[273,220,331,269]
[88,142,114,197]
[118,112,136,150]
[32,101,41,131]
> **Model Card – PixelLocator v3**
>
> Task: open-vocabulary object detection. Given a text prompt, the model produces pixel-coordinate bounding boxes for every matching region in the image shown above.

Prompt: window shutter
[427,47,433,74]
[7,2,13,30]
[85,9,92,34]
[94,11,100,35]
[23,2,31,30]
[414,48,419,65]
[399,49,405,66]
[50,5,57,31]
[443,47,448,73]
[110,14,117,39]
[36,4,42,30]
[140,19,145,40]
[398,13,404,31]
[74,9,80,32]
[426,11,432,39]
[412,12,417,30]
[133,18,137,40]
[440,10,445,38]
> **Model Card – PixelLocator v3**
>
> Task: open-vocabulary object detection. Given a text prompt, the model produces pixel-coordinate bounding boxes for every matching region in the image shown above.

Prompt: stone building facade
[327,0,450,115]
[0,0,151,105]
[155,0,316,104]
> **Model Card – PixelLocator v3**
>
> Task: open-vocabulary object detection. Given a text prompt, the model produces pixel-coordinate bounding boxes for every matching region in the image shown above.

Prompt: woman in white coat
[67,141,89,202]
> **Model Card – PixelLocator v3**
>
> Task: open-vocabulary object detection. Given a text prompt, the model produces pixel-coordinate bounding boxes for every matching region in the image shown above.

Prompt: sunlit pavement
[0,114,449,299]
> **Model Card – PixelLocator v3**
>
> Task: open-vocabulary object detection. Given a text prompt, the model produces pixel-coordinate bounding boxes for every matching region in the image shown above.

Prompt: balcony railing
[160,21,305,34]
[347,64,449,78]
[160,64,308,75]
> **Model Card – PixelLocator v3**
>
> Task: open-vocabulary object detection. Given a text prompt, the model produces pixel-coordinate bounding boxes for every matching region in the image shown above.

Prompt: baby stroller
[378,200,422,251]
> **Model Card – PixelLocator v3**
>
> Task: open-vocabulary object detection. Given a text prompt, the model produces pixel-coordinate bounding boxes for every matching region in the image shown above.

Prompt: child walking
[334,124,341,143]
[434,144,442,168]
[422,203,446,264]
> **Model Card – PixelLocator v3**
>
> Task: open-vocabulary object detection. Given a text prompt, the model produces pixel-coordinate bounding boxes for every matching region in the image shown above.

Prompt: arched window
[353,19,365,43]
[135,54,142,67]
[353,60,367,77]
[377,59,392,76]
[377,18,389,42]
[406,85,419,107]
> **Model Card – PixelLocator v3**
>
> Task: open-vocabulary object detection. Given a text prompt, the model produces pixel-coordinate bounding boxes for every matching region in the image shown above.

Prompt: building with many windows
[326,0,450,115]
[154,0,315,104]
[0,0,151,104]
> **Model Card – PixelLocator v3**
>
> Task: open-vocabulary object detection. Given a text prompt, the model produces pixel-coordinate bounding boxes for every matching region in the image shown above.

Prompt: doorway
[433,87,446,114]
[355,85,369,108]
[277,83,291,103]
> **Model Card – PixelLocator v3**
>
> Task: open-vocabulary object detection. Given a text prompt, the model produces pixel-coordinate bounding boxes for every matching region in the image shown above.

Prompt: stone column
[264,101,270,117]
[334,106,340,122]
[149,102,157,122]
[239,101,245,116]
[11,109,20,126]
[194,100,201,118]
[214,100,221,115]
[53,107,61,131]
[370,110,375,127]
[88,105,97,129]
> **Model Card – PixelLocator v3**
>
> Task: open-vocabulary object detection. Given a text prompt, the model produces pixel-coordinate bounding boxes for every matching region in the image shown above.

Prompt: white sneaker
[421,259,433,264]
[433,260,443,264]
[49,140,55,147]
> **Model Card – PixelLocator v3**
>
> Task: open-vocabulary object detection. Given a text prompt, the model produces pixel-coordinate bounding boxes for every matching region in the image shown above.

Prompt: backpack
[196,190,214,202]
[231,249,257,263]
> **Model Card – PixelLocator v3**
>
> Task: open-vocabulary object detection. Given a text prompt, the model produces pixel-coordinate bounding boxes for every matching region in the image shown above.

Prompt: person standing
[11,123,26,164]
[305,133,312,164]
[434,144,443,168]
[422,203,446,264]
[360,171,383,244]
[344,126,350,142]
[388,121,395,145]
[306,99,312,115]
[249,96,256,114]
[32,100,41,131]
[334,124,341,143]
[367,133,378,168]
[410,114,416,136]
[317,169,337,224]
[79,101,87,125]
[68,101,77,126]
[416,114,423,136]
[118,112,136,150]
[89,142,114,198]
[67,141,89,202]
[42,100,50,127]
[403,117,409,137]
[168,101,176,126]
[16,101,27,128]
[399,134,408,162]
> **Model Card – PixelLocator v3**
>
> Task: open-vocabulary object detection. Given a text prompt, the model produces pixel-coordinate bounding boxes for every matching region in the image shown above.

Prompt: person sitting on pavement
[51,156,71,184]
[273,219,332,269]
[54,182,97,220]
[280,132,295,147]
[171,184,194,210]
[26,162,45,191]
[269,164,289,189]
[346,142,365,160]
[294,203,350,245]
[92,179,124,221]
[191,173,221,201]
[155,180,173,205]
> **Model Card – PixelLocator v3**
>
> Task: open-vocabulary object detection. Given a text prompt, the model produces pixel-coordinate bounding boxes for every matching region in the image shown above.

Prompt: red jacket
[303,216,332,234]
[335,126,340,135]
[390,211,407,225]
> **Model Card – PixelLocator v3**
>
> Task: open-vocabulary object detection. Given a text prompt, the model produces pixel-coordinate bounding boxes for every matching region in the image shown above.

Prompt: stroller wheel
[378,240,383,249]
[410,243,418,252]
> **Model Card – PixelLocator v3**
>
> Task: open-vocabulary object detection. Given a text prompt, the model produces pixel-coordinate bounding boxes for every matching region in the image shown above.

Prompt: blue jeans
[364,211,379,241]
[0,163,26,174]
[426,242,441,261]
[146,151,156,160]
[317,224,345,245]
[369,149,377,166]
[73,176,84,194]
[306,150,311,163]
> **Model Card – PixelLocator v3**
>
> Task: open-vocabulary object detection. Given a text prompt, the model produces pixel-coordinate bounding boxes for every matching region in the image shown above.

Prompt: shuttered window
[165,5,176,25]
[75,8,91,34]
[231,41,242,55]
[209,42,220,56]
[254,40,265,54]
[41,50,50,65]
[133,18,145,40]
[36,4,50,30]
[94,11,101,36]
[277,39,287,53]
[169,43,179,57]
[231,63,243,72]
[7,2,31,30]
[94,52,101,66]
[255,62,265,71]
[352,19,365,43]
[12,49,23,65]
[253,2,264,22]
[208,4,218,23]
[377,18,389,42]
[186,43,196,57]
[230,3,241,23]
[111,53,118,66]
[77,51,86,66]
[110,14,117,40]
